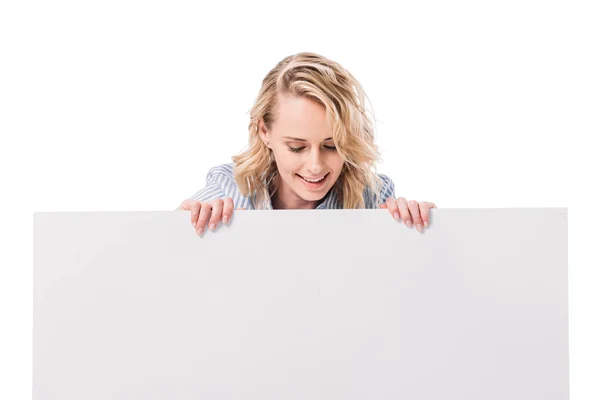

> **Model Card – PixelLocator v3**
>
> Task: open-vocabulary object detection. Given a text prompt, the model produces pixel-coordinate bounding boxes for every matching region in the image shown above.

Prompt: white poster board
[33,209,569,399]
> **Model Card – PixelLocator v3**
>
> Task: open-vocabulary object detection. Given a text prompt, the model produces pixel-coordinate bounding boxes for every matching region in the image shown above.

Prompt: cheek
[327,153,345,172]
[272,149,302,172]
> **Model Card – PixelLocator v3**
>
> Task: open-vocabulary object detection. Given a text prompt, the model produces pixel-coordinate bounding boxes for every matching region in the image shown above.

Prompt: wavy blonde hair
[232,52,383,209]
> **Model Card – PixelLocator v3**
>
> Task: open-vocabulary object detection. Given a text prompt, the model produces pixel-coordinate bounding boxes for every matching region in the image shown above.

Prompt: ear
[258,119,271,148]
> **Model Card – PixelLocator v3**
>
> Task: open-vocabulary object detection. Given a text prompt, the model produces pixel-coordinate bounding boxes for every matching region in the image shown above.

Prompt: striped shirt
[188,163,396,210]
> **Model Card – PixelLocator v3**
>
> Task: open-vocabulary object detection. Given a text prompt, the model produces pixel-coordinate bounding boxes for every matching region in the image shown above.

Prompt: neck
[271,191,319,210]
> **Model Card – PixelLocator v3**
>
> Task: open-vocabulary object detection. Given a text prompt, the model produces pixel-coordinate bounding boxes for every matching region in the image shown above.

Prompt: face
[259,92,345,209]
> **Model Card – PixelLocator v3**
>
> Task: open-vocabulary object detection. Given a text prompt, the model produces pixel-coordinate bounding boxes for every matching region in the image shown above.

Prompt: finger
[407,200,423,232]
[236,207,246,210]
[379,203,388,209]
[385,197,400,221]
[395,197,412,228]
[196,203,213,236]
[222,198,234,224]
[190,201,201,228]
[419,202,432,228]
[208,199,224,231]
[178,198,194,211]
[430,202,437,209]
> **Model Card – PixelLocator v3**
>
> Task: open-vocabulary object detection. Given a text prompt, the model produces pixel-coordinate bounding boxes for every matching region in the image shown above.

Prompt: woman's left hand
[380,197,437,233]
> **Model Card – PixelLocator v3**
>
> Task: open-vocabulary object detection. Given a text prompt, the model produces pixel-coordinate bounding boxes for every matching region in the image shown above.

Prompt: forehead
[272,93,331,140]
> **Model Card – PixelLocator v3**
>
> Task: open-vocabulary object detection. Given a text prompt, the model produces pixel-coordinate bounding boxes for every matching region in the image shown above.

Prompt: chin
[298,190,328,201]
[296,183,335,202]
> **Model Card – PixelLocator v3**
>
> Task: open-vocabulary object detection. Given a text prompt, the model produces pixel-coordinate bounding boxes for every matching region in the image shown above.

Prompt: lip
[302,175,327,181]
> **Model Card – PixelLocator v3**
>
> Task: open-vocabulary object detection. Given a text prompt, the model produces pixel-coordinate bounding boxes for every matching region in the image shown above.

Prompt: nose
[307,148,324,174]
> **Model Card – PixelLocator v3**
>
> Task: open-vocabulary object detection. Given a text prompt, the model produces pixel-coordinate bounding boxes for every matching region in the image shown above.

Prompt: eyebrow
[282,136,333,142]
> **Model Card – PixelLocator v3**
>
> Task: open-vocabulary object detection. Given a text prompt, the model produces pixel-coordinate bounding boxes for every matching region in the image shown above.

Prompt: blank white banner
[33,208,568,399]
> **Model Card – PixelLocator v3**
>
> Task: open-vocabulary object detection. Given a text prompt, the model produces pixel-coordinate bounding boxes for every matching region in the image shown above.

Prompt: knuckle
[408,200,418,207]
[179,200,193,210]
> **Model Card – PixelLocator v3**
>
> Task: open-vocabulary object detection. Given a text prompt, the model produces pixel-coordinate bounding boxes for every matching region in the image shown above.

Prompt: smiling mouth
[298,173,329,183]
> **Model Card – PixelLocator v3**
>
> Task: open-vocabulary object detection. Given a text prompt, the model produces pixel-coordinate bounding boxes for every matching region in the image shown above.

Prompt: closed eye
[287,145,337,153]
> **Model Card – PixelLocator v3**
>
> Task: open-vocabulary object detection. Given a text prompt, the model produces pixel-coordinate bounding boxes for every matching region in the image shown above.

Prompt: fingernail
[223,216,229,224]
[197,228,203,236]
[209,223,216,231]
[416,224,423,233]
[405,220,412,228]
[424,221,429,228]
[394,212,400,220]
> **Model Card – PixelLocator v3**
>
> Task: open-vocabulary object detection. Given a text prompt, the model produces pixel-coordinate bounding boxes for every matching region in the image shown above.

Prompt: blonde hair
[232,52,383,209]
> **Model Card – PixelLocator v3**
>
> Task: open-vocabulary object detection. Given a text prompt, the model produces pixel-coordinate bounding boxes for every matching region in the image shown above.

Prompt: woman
[179,52,437,236]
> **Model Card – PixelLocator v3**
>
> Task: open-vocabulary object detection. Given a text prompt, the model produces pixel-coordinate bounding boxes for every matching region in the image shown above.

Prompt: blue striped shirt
[188,163,396,210]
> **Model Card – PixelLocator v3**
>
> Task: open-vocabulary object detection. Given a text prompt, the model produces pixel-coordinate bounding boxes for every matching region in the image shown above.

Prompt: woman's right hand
[178,198,245,236]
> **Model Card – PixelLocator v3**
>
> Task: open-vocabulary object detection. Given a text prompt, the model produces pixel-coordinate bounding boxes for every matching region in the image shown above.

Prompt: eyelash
[288,145,337,153]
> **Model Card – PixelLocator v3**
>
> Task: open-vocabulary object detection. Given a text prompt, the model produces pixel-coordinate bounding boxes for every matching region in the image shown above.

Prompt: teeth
[303,175,326,183]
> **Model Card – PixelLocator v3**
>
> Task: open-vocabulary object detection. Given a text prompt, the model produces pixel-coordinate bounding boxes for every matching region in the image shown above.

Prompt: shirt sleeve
[377,174,396,206]
[361,173,396,209]
[187,168,227,203]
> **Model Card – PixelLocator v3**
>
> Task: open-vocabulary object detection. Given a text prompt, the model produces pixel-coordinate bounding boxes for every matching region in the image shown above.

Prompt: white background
[1,0,598,398]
